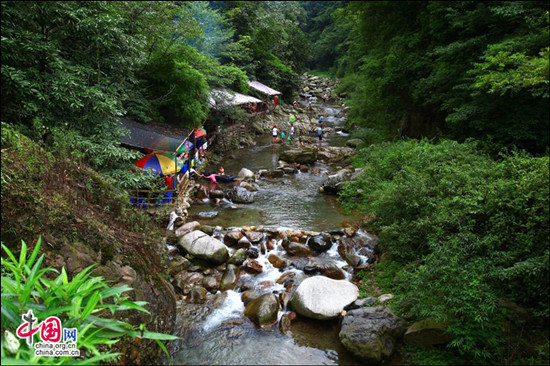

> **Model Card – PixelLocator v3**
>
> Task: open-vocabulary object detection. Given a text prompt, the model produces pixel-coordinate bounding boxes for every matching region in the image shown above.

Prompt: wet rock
[168,256,191,276]
[227,187,255,204]
[320,169,352,195]
[245,231,264,243]
[303,264,321,275]
[261,169,284,179]
[179,231,229,265]
[202,276,219,294]
[172,272,204,294]
[265,239,276,251]
[241,225,256,233]
[220,264,240,291]
[237,236,251,249]
[285,242,313,257]
[244,293,280,327]
[228,248,247,266]
[290,276,358,320]
[197,225,215,235]
[277,272,296,285]
[279,148,318,164]
[167,246,180,257]
[173,215,185,229]
[347,297,376,310]
[322,264,346,280]
[175,221,201,238]
[338,238,363,267]
[187,286,208,304]
[279,313,292,335]
[245,247,259,259]
[241,290,262,305]
[339,307,406,363]
[268,254,287,269]
[239,181,259,192]
[306,234,333,253]
[209,190,225,199]
[404,319,453,346]
[224,231,243,247]
[299,165,309,172]
[283,166,297,174]
[238,168,255,179]
[343,224,359,238]
[263,228,279,238]
[243,259,263,274]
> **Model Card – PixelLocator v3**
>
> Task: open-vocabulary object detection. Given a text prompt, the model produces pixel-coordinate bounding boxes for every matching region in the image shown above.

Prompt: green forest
[1,1,549,365]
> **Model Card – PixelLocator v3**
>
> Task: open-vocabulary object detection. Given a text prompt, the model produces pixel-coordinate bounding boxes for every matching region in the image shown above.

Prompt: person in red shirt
[273,95,279,109]
[164,174,173,189]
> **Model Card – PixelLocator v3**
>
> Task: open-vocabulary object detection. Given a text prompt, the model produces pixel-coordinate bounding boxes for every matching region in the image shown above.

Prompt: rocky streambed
[159,102,420,364]
[165,222,406,364]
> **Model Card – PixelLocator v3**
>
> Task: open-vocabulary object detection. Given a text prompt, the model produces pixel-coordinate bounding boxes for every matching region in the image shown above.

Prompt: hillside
[1,125,176,364]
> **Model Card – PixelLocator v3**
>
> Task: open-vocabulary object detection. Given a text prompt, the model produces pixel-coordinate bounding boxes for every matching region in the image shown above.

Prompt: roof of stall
[248,80,281,96]
[119,118,188,152]
[209,89,263,110]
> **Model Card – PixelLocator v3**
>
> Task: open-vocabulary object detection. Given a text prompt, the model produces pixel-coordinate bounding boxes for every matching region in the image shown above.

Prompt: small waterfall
[202,290,245,332]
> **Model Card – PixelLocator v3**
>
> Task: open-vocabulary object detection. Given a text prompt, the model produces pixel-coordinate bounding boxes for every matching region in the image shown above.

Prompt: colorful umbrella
[194,128,207,138]
[175,141,194,154]
[134,153,184,176]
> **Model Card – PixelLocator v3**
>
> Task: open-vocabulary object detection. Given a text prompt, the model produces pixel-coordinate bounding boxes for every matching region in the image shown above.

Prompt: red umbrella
[194,128,207,138]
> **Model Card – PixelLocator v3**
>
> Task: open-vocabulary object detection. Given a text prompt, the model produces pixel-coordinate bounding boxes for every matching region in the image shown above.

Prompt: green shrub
[340,139,549,362]
[1,237,178,364]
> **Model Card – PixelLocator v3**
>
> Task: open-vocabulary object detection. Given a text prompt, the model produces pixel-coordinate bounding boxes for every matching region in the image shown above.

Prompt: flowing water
[170,103,367,365]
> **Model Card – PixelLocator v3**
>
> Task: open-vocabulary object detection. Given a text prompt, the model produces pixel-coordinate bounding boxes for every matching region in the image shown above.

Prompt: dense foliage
[340,140,549,362]
[1,238,178,364]
[310,1,549,154]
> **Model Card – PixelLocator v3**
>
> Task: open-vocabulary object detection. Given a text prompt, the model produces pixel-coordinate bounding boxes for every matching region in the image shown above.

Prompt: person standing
[317,124,323,145]
[272,124,278,144]
[273,95,279,109]
[289,123,296,143]
[322,93,327,105]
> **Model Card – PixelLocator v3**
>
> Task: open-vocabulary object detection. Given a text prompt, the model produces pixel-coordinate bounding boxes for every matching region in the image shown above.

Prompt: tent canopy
[248,80,281,96]
[209,89,263,110]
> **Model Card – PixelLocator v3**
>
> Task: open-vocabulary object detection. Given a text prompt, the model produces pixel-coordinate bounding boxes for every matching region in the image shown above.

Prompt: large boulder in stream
[338,237,376,267]
[179,230,229,264]
[279,148,318,164]
[238,168,255,179]
[290,276,358,320]
[306,234,333,253]
[227,187,255,204]
[320,168,353,195]
[244,293,280,327]
[339,307,406,363]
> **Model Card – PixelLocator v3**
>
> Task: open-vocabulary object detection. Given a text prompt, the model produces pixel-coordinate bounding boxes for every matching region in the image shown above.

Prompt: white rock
[179,230,229,264]
[378,294,394,303]
[175,221,200,238]
[238,168,255,179]
[290,276,358,320]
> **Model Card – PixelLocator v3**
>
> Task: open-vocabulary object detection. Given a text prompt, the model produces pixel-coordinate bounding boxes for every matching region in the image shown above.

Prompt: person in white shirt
[272,124,278,144]
[290,124,296,143]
